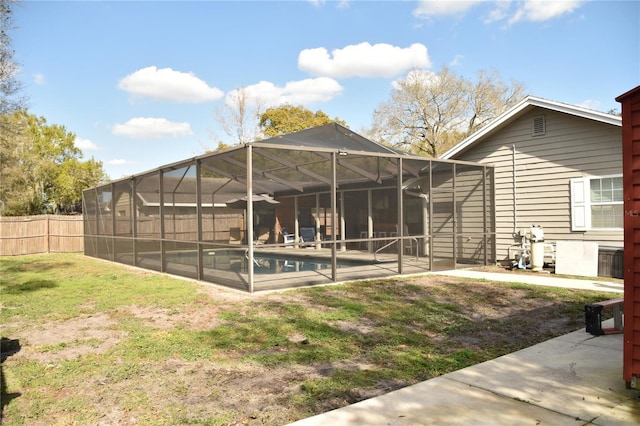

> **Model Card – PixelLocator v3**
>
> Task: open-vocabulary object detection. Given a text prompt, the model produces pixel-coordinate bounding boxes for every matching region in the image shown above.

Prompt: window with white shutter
[570,175,623,231]
[570,178,588,231]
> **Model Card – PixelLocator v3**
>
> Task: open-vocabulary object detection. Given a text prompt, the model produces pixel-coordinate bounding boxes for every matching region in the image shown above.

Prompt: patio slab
[289,326,639,426]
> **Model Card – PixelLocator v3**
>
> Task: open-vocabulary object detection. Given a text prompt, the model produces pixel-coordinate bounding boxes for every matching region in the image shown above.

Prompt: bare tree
[369,66,526,158]
[467,68,526,133]
[1,0,28,215]
[0,0,26,118]
[213,87,264,145]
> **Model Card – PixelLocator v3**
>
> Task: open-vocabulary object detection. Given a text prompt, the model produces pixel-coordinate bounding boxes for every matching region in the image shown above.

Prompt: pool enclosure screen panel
[83,124,495,292]
[82,189,98,258]
[455,164,490,266]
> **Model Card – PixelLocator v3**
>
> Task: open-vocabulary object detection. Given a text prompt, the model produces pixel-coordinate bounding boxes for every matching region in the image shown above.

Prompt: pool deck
[247,246,440,291]
[153,244,484,292]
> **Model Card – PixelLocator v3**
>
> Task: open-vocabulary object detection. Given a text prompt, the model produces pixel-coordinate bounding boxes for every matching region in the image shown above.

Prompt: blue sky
[13,0,640,179]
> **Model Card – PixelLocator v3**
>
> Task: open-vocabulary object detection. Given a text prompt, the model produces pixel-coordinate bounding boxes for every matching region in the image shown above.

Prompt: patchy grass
[0,253,617,425]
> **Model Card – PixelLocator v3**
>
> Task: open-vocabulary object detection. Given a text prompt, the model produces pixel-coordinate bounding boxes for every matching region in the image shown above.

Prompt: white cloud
[118,66,224,103]
[75,137,99,151]
[105,159,136,166]
[578,99,601,111]
[308,0,349,8]
[483,2,511,23]
[298,42,431,78]
[280,78,343,104]
[33,73,46,85]
[450,54,464,67]
[509,0,584,24]
[225,77,343,108]
[414,0,585,25]
[413,0,483,18]
[112,117,193,138]
[235,81,283,107]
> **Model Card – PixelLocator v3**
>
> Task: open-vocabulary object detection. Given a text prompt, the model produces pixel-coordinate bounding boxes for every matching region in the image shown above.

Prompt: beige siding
[455,108,622,262]
[431,165,492,263]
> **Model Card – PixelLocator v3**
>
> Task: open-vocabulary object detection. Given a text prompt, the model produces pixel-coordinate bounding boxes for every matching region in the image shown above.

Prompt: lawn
[0,253,617,425]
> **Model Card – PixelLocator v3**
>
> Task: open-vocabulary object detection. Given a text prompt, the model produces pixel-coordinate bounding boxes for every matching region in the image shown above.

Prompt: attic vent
[532,115,546,136]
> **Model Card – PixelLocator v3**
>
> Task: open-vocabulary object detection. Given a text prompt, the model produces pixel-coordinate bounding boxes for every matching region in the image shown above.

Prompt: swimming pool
[163,249,371,275]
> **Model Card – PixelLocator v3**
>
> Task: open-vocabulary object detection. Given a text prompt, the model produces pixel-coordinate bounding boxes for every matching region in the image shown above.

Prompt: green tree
[368,66,526,157]
[204,140,232,154]
[258,104,346,138]
[0,111,107,215]
[52,158,106,212]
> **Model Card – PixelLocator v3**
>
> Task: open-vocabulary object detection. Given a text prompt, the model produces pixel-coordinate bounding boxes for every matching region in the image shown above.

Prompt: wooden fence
[0,215,84,255]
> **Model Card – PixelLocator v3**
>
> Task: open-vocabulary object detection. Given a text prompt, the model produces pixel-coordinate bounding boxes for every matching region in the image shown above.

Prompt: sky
[12,0,640,180]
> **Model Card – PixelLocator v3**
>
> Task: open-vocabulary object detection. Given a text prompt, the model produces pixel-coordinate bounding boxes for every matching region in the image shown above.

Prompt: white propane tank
[530,225,544,272]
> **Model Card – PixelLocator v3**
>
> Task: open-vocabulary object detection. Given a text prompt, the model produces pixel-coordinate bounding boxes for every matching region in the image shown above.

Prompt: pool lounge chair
[300,227,316,244]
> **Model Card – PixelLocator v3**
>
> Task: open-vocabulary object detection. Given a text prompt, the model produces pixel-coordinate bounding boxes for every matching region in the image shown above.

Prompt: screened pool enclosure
[83,124,495,292]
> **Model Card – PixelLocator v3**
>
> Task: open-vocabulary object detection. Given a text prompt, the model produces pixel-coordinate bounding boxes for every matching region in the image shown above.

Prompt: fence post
[45,215,50,253]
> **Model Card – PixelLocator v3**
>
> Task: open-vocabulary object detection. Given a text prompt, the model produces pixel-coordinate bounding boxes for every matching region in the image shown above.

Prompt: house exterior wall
[452,107,622,262]
[431,164,494,265]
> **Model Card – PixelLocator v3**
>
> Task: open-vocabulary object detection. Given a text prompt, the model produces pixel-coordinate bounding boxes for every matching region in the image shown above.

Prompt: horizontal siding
[431,167,491,262]
[456,107,623,261]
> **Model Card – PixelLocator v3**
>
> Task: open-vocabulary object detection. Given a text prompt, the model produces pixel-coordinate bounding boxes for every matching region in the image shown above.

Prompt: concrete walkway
[431,269,624,294]
[289,272,637,426]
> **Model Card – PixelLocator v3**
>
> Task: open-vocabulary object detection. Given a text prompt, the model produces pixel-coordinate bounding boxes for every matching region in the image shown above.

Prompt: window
[570,175,623,230]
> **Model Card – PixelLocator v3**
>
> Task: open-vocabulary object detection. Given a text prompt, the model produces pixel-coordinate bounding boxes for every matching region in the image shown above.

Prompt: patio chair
[282,228,297,244]
[229,227,242,245]
[255,227,270,245]
[402,225,416,255]
[396,224,415,255]
[300,227,316,243]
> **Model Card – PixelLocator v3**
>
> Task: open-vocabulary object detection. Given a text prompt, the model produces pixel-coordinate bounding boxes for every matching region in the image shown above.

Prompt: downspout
[402,176,429,243]
[404,190,428,218]
[512,144,518,236]
[404,190,428,203]
[404,189,428,255]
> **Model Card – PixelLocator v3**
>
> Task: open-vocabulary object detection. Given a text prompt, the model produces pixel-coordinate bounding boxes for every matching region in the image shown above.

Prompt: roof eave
[440,95,622,160]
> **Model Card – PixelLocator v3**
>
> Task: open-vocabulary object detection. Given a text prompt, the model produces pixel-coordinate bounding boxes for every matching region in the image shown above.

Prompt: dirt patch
[19,313,125,363]
[125,304,223,331]
[332,319,377,336]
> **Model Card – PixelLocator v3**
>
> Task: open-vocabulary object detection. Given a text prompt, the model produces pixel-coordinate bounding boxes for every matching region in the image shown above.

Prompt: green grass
[0,253,618,425]
[0,254,204,322]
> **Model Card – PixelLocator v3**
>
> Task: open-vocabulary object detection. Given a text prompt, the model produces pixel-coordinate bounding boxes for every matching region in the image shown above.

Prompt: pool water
[200,250,366,275]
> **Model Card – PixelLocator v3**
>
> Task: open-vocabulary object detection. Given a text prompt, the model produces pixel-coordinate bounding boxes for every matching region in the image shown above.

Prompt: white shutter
[570,178,589,231]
